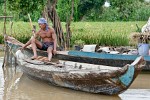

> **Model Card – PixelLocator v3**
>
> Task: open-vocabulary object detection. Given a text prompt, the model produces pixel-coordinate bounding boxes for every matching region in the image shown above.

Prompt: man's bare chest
[39,31,52,38]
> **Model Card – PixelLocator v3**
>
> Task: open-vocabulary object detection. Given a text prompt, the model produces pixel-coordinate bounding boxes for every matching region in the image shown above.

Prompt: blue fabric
[41,42,54,51]
[37,42,54,51]
[38,18,47,24]
[38,18,49,31]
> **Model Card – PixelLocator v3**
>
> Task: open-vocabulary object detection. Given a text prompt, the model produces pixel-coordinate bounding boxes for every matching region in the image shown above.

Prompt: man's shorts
[40,42,54,51]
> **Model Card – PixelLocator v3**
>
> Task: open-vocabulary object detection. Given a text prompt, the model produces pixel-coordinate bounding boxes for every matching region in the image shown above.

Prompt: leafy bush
[98,7,120,21]
[130,4,150,21]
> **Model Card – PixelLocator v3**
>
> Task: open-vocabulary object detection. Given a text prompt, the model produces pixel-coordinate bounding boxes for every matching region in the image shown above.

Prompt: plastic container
[138,43,149,56]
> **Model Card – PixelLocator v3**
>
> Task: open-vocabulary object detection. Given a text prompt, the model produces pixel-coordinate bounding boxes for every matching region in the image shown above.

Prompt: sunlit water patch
[119,89,150,100]
[0,57,4,100]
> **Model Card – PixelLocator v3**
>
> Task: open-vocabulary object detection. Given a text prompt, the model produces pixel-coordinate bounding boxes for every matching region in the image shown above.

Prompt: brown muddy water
[0,52,150,100]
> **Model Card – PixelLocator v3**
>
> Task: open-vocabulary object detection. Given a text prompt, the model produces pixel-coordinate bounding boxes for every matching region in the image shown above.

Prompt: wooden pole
[2,0,7,68]
[9,21,13,65]
[27,13,36,37]
[0,16,13,18]
[1,0,13,67]
[28,14,33,29]
[10,21,13,36]
[66,0,74,49]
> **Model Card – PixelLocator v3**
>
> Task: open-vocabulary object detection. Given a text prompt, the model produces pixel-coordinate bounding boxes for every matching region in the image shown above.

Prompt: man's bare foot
[31,56,37,60]
[44,59,51,62]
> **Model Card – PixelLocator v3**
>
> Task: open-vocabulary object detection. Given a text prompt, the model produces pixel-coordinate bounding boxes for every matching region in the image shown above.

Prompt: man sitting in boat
[20,18,57,61]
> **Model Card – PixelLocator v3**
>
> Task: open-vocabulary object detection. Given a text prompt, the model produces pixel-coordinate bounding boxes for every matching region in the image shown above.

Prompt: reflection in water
[5,75,120,100]
[0,52,150,100]
[0,55,120,100]
[0,56,23,100]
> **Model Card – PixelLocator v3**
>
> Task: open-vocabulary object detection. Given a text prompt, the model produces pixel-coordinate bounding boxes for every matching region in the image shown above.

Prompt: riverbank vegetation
[0,21,146,46]
[0,0,149,46]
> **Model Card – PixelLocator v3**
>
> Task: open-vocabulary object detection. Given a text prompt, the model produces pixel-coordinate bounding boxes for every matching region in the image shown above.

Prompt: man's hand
[32,29,36,34]
[18,46,25,51]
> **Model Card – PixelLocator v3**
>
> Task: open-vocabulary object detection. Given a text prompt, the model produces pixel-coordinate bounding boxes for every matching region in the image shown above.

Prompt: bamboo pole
[27,13,36,37]
[28,14,33,29]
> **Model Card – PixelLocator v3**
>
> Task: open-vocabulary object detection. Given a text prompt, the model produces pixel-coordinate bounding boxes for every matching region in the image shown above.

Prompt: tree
[57,0,105,21]
[109,0,142,20]
[56,0,79,21]
[7,0,46,21]
[46,0,65,49]
[77,0,105,21]
[7,0,66,48]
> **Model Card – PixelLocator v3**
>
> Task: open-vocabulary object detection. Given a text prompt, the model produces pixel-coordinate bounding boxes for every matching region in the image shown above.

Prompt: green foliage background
[0,0,150,21]
[0,0,149,46]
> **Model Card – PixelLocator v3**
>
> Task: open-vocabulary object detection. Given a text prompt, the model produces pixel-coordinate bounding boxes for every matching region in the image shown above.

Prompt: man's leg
[47,47,53,61]
[31,38,42,59]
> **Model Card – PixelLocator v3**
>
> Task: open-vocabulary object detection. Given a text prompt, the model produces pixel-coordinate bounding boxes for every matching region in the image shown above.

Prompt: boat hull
[6,36,145,95]
[18,56,144,95]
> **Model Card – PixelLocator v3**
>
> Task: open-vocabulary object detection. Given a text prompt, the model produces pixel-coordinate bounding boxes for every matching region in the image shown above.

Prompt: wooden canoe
[6,36,145,95]
[6,36,149,71]
[15,49,145,95]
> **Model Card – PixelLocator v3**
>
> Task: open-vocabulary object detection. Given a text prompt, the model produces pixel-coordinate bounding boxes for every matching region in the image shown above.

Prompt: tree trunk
[46,0,65,50]
[66,0,74,49]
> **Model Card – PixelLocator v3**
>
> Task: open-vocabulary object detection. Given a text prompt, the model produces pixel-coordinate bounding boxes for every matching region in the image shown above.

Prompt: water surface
[0,52,150,100]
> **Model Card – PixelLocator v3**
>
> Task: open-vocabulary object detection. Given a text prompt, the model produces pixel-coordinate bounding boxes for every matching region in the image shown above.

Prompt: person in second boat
[21,18,57,61]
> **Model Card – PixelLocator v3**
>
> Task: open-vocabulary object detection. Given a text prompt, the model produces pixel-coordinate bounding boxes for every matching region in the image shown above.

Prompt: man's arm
[21,31,39,50]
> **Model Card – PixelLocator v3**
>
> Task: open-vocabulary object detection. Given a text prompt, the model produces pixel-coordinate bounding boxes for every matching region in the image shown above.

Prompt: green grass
[0,21,146,46]
[70,21,146,46]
